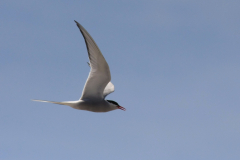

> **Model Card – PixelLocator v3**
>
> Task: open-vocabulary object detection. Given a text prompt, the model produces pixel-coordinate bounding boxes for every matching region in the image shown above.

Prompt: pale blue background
[1,0,240,159]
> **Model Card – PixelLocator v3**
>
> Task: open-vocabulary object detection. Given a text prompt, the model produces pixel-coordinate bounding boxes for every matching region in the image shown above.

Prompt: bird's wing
[103,81,115,98]
[75,20,111,100]
[86,61,114,98]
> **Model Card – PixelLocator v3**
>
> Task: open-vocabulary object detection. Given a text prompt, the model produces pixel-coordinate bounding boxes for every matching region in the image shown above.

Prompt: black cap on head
[107,100,119,106]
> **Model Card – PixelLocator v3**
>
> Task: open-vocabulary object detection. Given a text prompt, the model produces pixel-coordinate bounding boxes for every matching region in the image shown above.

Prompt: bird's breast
[72,100,115,112]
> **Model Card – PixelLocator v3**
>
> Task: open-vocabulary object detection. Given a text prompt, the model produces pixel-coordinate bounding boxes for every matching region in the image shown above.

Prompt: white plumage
[32,20,125,112]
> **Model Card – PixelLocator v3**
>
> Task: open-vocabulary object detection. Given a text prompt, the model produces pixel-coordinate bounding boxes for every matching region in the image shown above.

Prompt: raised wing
[103,81,115,98]
[86,62,114,98]
[75,20,111,100]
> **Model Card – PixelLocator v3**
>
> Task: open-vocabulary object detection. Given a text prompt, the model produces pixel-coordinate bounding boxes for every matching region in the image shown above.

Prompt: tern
[32,20,125,112]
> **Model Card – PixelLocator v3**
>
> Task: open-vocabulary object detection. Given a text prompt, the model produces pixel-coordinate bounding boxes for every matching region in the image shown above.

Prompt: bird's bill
[117,106,126,111]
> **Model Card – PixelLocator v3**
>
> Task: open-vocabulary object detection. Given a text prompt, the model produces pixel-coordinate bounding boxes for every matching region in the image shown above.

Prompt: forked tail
[31,99,67,105]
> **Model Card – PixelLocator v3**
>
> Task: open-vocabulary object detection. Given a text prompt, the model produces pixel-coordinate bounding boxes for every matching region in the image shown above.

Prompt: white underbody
[66,99,117,112]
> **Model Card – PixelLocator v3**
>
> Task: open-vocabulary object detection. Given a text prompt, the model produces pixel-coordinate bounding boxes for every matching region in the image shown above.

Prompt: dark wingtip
[74,20,82,30]
[74,20,78,25]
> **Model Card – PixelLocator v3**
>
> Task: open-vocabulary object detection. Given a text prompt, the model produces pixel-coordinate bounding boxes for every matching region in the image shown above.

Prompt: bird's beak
[117,106,126,111]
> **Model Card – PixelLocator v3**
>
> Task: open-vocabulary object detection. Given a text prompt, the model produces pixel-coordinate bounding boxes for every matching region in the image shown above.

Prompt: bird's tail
[31,99,68,105]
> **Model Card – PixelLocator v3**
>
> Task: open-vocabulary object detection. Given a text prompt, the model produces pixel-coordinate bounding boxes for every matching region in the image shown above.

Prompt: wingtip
[74,20,79,24]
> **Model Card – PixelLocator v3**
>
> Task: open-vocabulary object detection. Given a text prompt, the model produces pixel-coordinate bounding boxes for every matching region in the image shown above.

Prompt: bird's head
[107,100,126,111]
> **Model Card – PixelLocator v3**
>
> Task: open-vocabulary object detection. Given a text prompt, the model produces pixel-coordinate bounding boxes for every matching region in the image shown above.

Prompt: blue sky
[1,0,240,159]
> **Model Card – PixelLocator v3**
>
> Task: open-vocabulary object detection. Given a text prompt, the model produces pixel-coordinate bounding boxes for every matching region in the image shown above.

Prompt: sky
[1,0,240,159]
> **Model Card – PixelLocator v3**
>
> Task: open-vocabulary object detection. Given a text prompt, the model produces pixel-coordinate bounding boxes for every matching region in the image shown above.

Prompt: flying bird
[32,20,125,112]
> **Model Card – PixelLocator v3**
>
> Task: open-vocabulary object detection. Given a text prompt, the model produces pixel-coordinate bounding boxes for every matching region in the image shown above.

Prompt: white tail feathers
[31,99,67,105]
